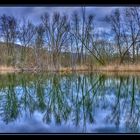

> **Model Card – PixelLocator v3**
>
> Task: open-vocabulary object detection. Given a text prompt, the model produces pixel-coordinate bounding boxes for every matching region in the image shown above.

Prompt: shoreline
[1,65,140,74]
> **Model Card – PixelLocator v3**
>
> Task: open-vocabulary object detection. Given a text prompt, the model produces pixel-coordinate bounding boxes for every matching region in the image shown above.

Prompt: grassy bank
[1,64,140,74]
[0,66,20,74]
[94,64,140,72]
[59,64,140,73]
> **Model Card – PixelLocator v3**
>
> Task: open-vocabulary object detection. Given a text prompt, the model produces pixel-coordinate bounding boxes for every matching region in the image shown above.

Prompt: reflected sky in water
[0,72,140,133]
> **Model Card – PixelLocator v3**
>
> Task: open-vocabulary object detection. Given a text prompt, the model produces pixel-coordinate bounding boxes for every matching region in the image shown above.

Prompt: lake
[0,72,139,133]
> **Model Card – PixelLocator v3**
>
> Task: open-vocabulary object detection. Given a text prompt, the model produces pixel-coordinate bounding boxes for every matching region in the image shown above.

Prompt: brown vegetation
[2,64,140,74]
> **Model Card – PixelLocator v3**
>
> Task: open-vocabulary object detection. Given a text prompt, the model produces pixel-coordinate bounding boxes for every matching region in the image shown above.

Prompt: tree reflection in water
[0,72,140,132]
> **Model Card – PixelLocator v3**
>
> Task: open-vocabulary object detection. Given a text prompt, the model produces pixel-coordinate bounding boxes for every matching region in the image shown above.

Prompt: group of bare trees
[0,7,140,71]
[106,7,140,64]
[41,12,70,70]
[0,14,18,66]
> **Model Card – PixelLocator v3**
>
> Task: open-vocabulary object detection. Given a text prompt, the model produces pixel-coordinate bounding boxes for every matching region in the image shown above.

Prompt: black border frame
[0,0,140,138]
[0,0,140,5]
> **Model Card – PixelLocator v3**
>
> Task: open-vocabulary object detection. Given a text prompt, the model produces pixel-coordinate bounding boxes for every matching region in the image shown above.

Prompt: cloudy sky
[0,7,124,30]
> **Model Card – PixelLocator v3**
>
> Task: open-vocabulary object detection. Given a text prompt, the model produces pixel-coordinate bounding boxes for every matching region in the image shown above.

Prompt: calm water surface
[0,72,139,133]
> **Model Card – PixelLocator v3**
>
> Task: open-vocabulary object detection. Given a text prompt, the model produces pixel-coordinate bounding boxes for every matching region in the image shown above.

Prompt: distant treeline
[0,7,140,70]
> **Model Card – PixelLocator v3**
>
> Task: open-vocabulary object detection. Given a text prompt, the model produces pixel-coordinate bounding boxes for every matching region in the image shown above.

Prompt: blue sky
[0,7,118,24]
[0,7,127,33]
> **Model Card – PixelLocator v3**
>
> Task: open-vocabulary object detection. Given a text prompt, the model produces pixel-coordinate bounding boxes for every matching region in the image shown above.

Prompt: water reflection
[0,72,140,133]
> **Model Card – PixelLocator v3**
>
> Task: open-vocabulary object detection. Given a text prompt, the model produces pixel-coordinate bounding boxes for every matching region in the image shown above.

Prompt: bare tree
[0,14,18,66]
[70,10,105,66]
[34,24,45,69]
[123,7,140,63]
[105,9,125,64]
[106,8,140,64]
[18,18,36,68]
[41,12,70,71]
[71,11,81,68]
